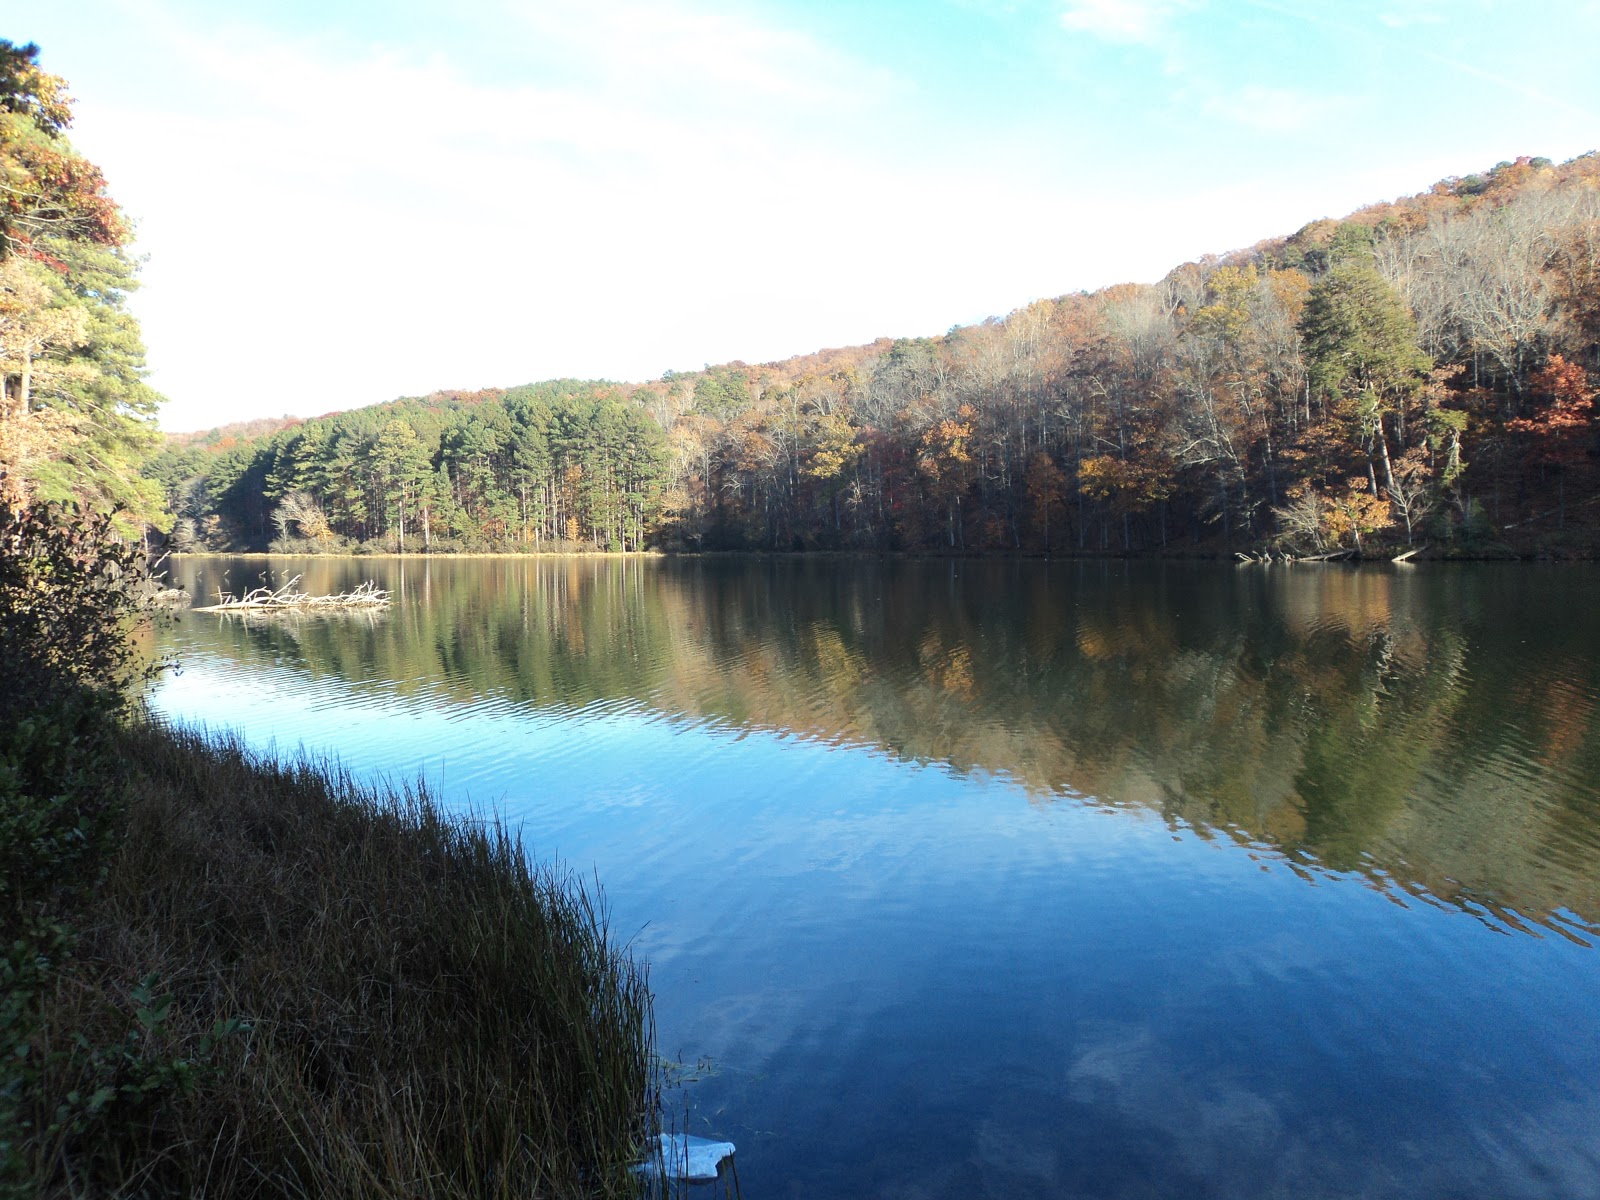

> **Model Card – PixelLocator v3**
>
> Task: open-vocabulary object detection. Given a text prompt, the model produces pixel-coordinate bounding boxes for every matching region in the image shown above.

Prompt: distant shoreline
[163,546,1591,564]
[168,549,667,561]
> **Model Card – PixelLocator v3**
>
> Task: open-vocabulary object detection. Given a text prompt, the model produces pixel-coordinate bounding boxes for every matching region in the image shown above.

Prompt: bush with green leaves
[0,501,149,717]
[0,498,158,950]
[1,499,162,1195]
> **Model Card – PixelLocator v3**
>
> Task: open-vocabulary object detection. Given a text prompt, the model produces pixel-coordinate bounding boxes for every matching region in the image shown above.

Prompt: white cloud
[499,0,893,109]
[1202,85,1345,133]
[69,4,1162,430]
[1376,2,1448,29]
[1059,0,1192,44]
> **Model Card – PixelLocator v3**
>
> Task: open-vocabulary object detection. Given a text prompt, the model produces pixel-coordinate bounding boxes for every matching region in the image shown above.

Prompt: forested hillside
[150,153,1600,556]
[147,383,669,553]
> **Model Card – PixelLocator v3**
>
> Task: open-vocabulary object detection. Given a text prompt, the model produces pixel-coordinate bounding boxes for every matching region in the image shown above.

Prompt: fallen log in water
[1238,548,1349,563]
[192,576,389,613]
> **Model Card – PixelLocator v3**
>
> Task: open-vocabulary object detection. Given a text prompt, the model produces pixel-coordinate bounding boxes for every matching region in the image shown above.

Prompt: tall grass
[20,721,659,1199]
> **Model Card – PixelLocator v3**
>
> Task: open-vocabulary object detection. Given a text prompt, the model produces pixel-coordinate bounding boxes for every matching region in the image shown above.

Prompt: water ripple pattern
[150,556,1600,1199]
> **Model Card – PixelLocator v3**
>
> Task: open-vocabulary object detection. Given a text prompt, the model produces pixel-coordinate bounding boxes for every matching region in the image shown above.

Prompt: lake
[150,556,1600,1199]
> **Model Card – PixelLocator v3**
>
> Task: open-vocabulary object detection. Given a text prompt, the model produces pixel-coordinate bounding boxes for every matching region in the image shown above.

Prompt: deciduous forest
[145,155,1600,558]
[4,37,1598,557]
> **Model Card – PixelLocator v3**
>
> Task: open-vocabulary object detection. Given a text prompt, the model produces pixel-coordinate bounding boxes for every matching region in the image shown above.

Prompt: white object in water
[645,1132,736,1181]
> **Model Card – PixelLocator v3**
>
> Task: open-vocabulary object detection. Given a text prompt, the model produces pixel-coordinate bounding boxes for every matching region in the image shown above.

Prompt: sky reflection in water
[152,558,1600,1198]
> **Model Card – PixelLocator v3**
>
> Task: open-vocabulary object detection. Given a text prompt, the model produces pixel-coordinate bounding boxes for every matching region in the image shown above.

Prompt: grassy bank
[15,721,659,1198]
[3,499,660,1198]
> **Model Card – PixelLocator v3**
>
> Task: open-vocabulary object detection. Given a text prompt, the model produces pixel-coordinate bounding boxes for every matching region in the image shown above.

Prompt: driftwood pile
[1235,549,1352,563]
[1234,546,1427,564]
[192,576,389,615]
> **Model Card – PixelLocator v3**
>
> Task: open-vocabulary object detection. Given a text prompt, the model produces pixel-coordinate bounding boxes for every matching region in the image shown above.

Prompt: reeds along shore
[19,721,660,1199]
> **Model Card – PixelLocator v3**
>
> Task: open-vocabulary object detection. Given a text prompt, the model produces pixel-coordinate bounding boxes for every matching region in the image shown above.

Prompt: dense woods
[146,153,1600,557]
[147,383,670,553]
[4,40,1598,557]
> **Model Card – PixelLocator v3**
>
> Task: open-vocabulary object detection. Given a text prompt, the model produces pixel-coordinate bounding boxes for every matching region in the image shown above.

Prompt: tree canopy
[130,148,1600,558]
[0,40,160,522]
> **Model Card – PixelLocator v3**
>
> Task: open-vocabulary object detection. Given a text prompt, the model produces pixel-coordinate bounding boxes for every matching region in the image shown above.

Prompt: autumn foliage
[1509,354,1595,467]
[148,152,1600,558]
[0,41,128,258]
[1,41,159,519]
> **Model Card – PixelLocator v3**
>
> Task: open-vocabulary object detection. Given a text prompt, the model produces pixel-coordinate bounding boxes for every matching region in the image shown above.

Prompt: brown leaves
[1077,453,1172,514]
[1508,354,1596,466]
[915,406,974,485]
[1322,480,1393,552]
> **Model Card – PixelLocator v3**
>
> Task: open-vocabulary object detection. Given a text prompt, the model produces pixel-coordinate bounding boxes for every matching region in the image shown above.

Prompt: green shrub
[1,500,162,1196]
[0,502,149,723]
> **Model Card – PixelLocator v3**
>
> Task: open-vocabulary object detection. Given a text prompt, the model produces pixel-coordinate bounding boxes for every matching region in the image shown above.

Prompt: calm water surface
[151,557,1600,1199]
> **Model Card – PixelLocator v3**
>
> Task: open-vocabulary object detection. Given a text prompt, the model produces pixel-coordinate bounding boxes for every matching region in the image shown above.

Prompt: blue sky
[13,0,1600,430]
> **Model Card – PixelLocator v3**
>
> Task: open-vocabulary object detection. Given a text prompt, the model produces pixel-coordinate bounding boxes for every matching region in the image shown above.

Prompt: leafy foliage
[147,152,1600,558]
[1509,353,1595,468]
[0,41,126,255]
[0,498,164,1197]
[0,499,147,722]
[150,384,671,552]
[0,43,161,523]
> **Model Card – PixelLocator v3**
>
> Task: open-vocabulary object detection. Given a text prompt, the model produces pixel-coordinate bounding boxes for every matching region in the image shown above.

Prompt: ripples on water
[153,557,1600,1198]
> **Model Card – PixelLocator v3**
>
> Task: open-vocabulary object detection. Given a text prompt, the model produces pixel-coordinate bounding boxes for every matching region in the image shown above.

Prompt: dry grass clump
[22,722,658,1199]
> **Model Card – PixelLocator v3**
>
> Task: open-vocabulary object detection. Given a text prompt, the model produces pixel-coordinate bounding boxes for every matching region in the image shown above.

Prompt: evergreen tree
[0,42,161,522]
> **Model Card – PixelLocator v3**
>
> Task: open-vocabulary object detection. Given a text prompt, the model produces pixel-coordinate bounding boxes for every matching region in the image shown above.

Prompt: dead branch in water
[192,576,389,614]
[1237,548,1351,563]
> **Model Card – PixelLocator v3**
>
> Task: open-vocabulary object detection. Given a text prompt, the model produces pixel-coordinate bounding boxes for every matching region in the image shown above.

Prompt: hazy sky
[13,0,1600,431]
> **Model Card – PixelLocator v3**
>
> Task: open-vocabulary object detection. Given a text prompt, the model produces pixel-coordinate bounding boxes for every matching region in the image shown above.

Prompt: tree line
[4,35,1595,557]
[149,154,1600,557]
[632,154,1598,557]
[148,382,670,553]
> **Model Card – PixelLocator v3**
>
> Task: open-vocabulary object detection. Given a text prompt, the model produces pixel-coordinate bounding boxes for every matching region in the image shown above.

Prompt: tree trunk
[1374,412,1398,498]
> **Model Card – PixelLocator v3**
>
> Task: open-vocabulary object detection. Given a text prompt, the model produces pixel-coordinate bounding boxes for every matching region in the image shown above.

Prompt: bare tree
[272,490,333,545]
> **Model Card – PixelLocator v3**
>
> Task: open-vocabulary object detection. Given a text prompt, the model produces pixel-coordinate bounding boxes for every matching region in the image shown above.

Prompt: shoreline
[164,546,1596,564]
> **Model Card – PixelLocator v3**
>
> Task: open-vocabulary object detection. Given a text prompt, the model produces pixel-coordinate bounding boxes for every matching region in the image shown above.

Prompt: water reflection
[158,556,1600,938]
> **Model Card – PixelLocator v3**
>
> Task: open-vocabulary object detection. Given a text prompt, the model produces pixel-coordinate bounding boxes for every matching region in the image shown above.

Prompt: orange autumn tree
[1323,478,1392,556]
[1508,354,1596,526]
[1023,451,1067,551]
[1077,450,1174,548]
[1,41,127,257]
[916,404,974,549]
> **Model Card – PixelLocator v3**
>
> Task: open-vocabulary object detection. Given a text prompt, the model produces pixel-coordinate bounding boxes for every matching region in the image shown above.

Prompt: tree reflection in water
[163,556,1600,940]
